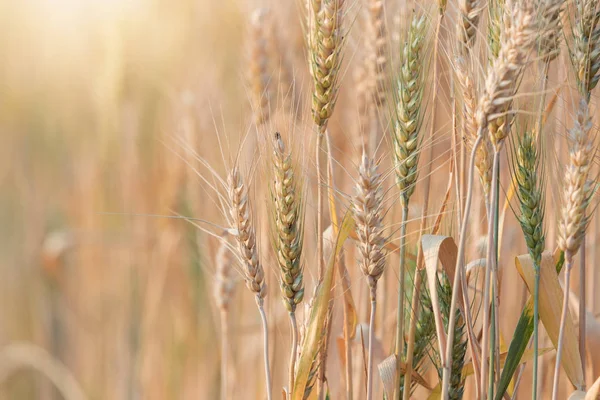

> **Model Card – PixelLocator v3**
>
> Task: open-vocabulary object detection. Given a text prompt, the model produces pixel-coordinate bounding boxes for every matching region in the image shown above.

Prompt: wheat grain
[457,0,482,53]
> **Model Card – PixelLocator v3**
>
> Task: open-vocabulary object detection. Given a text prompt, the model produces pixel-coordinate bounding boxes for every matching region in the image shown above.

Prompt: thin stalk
[532,59,550,400]
[480,149,500,399]
[533,268,540,400]
[535,62,550,137]
[579,235,586,389]
[493,158,501,392]
[258,302,273,400]
[289,312,298,392]
[344,293,354,400]
[367,288,377,400]
[451,74,462,227]
[316,127,325,280]
[552,253,573,400]
[336,249,353,400]
[220,310,229,400]
[318,128,336,400]
[403,15,441,398]
[395,205,409,400]
[403,270,423,400]
[488,291,496,400]
[442,134,483,399]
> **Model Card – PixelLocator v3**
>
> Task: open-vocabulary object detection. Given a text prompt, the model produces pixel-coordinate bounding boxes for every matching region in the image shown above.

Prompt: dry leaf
[585,375,600,399]
[377,354,433,399]
[515,251,584,388]
[422,235,457,362]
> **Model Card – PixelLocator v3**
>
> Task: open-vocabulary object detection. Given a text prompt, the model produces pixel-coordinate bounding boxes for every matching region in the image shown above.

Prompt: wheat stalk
[214,241,236,400]
[512,129,546,400]
[307,1,346,396]
[392,13,427,400]
[568,1,600,384]
[270,132,305,392]
[571,0,600,99]
[478,2,539,394]
[553,100,595,399]
[441,1,540,396]
[227,167,271,399]
[352,153,386,400]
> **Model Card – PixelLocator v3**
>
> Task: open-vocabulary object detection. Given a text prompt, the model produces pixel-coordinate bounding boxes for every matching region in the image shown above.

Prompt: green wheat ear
[392,12,428,207]
[513,130,546,266]
[570,0,600,97]
[431,273,467,400]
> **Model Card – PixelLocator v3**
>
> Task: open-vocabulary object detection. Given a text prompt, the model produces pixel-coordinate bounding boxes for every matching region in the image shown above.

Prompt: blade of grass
[292,212,355,399]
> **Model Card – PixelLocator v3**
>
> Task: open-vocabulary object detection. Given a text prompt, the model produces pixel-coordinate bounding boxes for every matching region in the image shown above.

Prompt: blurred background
[0,0,256,398]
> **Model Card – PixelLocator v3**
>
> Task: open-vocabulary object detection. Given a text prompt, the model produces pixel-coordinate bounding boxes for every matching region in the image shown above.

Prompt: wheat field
[1,0,600,399]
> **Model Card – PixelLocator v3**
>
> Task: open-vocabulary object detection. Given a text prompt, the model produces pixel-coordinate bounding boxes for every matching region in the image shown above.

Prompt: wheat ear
[512,130,546,400]
[270,132,305,391]
[405,8,445,399]
[353,153,386,400]
[227,167,271,399]
[553,100,595,399]
[392,14,427,400]
[571,0,600,99]
[457,0,482,54]
[478,2,539,394]
[307,1,345,397]
[455,57,493,200]
[569,1,600,383]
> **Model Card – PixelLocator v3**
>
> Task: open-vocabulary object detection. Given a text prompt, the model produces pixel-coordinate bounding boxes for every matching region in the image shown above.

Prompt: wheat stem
[220,309,229,400]
[395,205,409,400]
[403,15,443,397]
[316,129,325,281]
[289,312,298,393]
[443,133,483,399]
[533,268,540,400]
[367,290,377,400]
[481,148,500,399]
[551,253,573,400]
[579,237,586,389]
[257,302,272,400]
[342,253,354,400]
[403,270,423,400]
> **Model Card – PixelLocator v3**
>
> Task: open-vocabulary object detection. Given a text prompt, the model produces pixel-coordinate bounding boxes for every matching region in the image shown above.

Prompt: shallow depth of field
[1,0,600,399]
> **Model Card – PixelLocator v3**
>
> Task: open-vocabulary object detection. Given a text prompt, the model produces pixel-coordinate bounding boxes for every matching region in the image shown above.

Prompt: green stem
[367,288,377,400]
[289,312,298,394]
[533,267,540,400]
[395,205,409,400]
[552,255,573,400]
[443,134,484,399]
[481,149,500,398]
[258,301,272,400]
